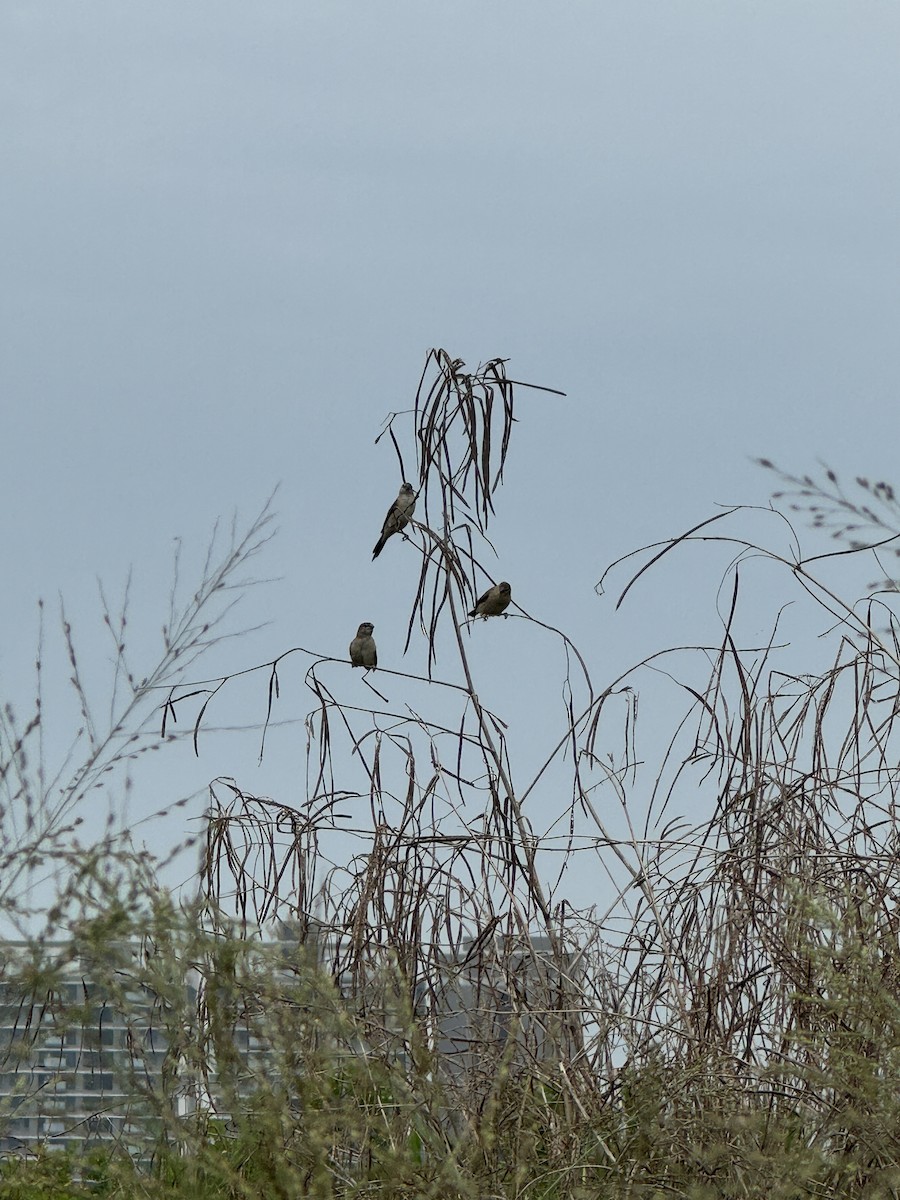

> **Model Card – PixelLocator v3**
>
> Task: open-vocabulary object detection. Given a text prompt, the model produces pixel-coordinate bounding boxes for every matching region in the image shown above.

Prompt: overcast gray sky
[3,3,900,916]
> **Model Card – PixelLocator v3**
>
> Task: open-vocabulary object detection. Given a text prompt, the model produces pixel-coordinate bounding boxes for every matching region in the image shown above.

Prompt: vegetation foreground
[3,355,900,1198]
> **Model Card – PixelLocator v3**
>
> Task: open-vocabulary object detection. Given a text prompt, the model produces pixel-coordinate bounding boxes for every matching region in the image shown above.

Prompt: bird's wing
[379,499,400,536]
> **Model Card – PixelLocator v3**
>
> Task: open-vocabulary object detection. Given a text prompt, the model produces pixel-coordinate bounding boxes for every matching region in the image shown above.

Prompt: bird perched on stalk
[372,482,416,559]
[349,622,377,668]
[469,581,512,619]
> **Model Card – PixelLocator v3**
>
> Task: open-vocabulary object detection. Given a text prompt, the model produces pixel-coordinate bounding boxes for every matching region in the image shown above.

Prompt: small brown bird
[469,581,512,619]
[349,622,377,668]
[372,482,417,559]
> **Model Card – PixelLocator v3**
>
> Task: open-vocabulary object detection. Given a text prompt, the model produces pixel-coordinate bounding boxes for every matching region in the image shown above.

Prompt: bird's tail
[372,537,386,560]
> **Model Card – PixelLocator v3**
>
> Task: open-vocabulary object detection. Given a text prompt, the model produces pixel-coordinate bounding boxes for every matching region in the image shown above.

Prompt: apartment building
[0,931,582,1153]
[0,942,176,1154]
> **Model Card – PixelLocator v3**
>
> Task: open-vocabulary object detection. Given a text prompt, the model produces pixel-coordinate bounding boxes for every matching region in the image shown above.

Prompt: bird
[349,622,377,668]
[469,581,512,619]
[372,482,417,559]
